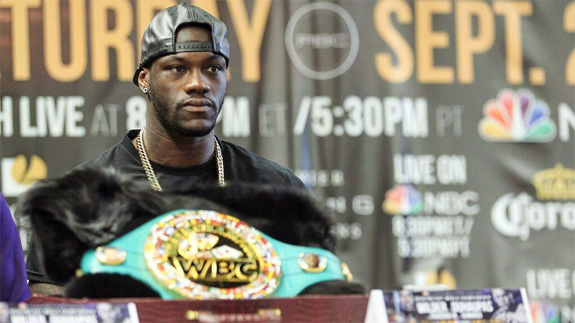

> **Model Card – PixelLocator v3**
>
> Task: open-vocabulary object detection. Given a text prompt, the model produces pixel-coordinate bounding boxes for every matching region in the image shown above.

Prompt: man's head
[492,288,509,307]
[134,4,230,137]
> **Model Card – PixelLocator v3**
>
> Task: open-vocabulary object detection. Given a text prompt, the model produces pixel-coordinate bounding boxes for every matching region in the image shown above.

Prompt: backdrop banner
[0,1,573,321]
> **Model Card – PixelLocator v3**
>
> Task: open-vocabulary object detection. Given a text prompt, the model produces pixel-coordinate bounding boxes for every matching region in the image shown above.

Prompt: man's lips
[179,99,214,112]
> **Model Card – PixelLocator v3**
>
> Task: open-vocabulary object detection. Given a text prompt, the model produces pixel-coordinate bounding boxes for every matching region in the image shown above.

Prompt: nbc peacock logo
[1,155,47,197]
[382,184,423,215]
[478,89,556,142]
[529,301,561,323]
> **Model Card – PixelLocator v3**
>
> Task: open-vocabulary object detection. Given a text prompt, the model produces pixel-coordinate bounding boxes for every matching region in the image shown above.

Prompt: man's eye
[208,66,222,73]
[170,66,185,73]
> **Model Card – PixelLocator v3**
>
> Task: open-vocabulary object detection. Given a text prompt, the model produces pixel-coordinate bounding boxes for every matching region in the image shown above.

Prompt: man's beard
[148,85,222,137]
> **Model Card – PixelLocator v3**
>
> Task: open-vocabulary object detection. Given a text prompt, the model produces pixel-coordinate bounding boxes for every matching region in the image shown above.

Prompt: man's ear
[138,68,150,92]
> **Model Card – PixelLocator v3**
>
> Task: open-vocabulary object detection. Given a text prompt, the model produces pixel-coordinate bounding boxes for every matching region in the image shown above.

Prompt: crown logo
[532,164,575,200]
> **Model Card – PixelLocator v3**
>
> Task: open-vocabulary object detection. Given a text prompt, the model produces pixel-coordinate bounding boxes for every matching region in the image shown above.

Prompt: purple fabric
[0,194,30,303]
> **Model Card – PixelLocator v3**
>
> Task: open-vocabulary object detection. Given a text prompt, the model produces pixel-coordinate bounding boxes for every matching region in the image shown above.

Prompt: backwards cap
[133,3,230,85]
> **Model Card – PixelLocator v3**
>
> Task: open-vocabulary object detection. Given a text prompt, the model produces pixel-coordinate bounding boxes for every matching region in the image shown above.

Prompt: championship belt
[79,210,352,299]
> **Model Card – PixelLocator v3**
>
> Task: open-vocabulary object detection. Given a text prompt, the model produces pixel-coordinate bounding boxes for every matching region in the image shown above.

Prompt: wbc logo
[145,210,282,299]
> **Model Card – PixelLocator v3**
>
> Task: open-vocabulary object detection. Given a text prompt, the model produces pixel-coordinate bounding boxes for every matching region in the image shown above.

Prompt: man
[27,3,305,295]
[491,289,528,322]
[1,194,30,302]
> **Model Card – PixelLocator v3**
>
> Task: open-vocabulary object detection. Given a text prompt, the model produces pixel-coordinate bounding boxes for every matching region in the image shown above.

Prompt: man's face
[492,289,508,307]
[143,25,227,137]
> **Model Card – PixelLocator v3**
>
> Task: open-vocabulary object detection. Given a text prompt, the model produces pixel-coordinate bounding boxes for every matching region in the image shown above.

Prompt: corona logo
[491,165,575,240]
[382,184,422,215]
[1,154,47,197]
[532,164,575,200]
[478,89,556,142]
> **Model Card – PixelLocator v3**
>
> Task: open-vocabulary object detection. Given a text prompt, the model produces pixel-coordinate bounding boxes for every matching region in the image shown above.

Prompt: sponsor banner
[1,1,574,320]
[384,154,476,259]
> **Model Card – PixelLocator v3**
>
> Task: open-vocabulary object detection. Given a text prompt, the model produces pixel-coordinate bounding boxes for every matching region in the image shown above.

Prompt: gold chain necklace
[136,128,225,191]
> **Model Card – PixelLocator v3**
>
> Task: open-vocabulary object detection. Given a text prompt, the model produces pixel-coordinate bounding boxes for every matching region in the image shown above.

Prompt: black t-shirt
[27,130,306,284]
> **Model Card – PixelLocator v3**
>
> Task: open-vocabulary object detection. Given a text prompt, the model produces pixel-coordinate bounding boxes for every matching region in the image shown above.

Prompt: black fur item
[65,274,161,299]
[18,167,364,298]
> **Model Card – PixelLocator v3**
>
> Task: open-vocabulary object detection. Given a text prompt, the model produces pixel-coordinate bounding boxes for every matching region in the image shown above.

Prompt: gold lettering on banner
[493,1,532,85]
[0,0,41,81]
[135,0,175,63]
[227,0,272,82]
[425,269,457,289]
[374,0,414,83]
[455,1,494,84]
[564,1,575,85]
[416,0,453,84]
[11,155,47,185]
[44,0,87,82]
[90,0,135,81]
[191,0,219,17]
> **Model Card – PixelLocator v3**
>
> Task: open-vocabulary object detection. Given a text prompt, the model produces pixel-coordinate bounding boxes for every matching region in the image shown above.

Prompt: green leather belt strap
[80,209,347,299]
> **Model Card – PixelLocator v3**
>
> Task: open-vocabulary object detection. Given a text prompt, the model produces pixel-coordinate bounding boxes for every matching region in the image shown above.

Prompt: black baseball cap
[132,3,230,85]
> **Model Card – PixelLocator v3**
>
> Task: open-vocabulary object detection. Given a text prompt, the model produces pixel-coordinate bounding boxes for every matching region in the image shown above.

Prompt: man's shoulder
[221,140,292,172]
[220,140,306,189]
[77,142,125,169]
[75,131,138,170]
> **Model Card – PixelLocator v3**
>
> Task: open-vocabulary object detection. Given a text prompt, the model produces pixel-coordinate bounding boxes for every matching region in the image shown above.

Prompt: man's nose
[183,69,210,93]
